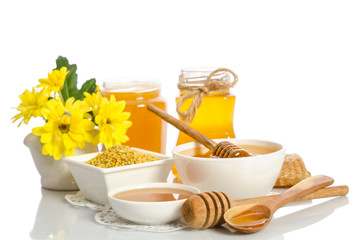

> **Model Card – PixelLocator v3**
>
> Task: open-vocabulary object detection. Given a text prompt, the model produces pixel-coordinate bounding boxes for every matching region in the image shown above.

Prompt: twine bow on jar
[176,68,238,123]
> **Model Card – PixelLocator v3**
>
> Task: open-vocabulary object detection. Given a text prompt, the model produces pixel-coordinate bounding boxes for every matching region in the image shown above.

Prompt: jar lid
[103,78,161,93]
[179,67,231,87]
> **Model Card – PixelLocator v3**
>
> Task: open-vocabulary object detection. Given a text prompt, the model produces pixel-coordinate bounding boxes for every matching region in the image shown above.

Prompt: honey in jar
[176,90,236,145]
[102,80,167,154]
[174,68,238,177]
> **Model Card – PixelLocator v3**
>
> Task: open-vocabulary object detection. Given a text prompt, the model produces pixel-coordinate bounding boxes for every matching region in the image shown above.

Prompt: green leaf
[70,78,97,100]
[55,56,96,101]
[79,78,97,99]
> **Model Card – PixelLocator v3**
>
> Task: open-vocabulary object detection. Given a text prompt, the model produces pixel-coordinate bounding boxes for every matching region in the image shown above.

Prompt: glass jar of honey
[173,68,238,179]
[102,79,167,154]
[176,68,237,144]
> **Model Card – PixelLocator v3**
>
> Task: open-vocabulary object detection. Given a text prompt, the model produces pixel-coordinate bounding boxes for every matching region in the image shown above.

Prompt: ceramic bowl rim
[63,147,173,173]
[107,182,201,205]
[172,138,285,161]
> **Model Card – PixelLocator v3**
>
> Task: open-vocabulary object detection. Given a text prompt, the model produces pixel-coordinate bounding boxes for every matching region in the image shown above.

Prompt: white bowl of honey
[107,182,200,225]
[173,139,285,200]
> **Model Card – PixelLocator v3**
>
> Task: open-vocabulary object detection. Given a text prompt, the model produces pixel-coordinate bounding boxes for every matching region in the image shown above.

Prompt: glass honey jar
[173,68,238,178]
[102,79,167,154]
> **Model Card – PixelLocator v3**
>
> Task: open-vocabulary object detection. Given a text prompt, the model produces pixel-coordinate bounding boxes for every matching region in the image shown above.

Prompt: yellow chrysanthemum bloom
[32,98,95,160]
[83,91,104,119]
[95,95,132,148]
[95,85,101,92]
[37,67,69,93]
[12,87,49,127]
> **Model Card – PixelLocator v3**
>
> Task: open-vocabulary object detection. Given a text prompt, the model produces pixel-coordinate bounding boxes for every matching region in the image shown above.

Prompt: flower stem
[60,80,69,103]
[59,92,65,104]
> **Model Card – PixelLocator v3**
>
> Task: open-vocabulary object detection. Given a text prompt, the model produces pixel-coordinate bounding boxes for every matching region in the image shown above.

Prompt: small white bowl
[173,139,285,200]
[107,182,200,225]
[63,147,174,205]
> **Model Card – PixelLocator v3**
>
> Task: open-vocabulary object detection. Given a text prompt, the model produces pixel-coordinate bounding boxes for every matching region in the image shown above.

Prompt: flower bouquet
[12,56,132,189]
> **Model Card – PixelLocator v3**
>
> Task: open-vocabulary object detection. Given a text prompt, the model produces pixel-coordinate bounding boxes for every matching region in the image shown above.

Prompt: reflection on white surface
[269,197,349,234]
[213,196,349,239]
[30,188,349,240]
[30,189,78,239]
[30,189,112,240]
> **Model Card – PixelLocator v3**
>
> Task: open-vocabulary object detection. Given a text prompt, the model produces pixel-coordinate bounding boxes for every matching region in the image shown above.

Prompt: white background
[1,0,361,239]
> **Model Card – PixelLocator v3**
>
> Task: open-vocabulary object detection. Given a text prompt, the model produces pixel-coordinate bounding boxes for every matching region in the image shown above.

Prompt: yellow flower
[32,98,95,160]
[95,85,101,92]
[37,67,69,93]
[12,87,49,127]
[83,91,103,119]
[95,95,132,148]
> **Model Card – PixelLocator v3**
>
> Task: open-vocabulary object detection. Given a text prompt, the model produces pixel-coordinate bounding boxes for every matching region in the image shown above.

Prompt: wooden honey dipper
[181,185,349,229]
[147,104,252,158]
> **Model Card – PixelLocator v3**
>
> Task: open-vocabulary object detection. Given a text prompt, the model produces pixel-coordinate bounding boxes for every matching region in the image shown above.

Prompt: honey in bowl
[113,188,194,202]
[180,144,279,158]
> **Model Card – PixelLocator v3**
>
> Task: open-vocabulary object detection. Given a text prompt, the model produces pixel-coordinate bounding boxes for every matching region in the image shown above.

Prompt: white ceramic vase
[24,133,98,190]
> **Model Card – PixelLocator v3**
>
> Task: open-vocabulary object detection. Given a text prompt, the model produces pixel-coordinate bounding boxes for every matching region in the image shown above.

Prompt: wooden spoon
[181,185,348,229]
[147,104,252,158]
[223,175,334,233]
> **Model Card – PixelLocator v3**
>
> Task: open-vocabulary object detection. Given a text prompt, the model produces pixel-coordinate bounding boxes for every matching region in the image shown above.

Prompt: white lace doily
[65,192,187,232]
[65,191,104,211]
